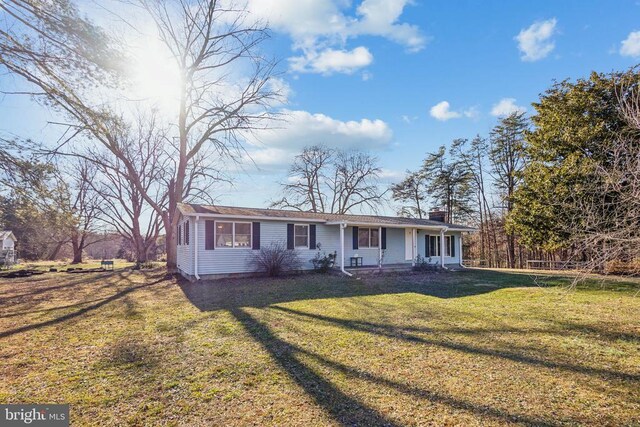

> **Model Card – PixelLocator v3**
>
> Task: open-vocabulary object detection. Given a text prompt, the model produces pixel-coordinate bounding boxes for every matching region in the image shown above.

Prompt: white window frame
[428,235,440,257]
[445,236,453,257]
[294,224,310,249]
[358,228,379,249]
[215,221,253,249]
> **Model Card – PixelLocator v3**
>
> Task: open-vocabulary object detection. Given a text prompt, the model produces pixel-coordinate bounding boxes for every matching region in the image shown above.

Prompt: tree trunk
[71,234,83,264]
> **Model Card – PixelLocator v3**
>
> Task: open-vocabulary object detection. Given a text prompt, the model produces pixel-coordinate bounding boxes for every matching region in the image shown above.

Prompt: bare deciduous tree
[68,160,103,263]
[271,145,386,214]
[2,0,280,269]
[136,0,280,268]
[89,117,169,264]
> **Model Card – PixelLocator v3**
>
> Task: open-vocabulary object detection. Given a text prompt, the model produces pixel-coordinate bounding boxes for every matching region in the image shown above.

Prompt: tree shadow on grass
[0,273,169,339]
[181,271,638,424]
[230,307,402,427]
[231,307,569,426]
[179,269,541,312]
[271,306,640,383]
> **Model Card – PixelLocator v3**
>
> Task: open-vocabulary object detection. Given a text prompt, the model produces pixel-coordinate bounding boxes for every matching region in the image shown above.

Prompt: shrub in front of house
[412,255,439,272]
[250,241,302,277]
[311,247,337,273]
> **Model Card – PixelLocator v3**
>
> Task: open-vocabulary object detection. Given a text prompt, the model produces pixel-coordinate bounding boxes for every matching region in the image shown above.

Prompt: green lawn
[0,268,638,426]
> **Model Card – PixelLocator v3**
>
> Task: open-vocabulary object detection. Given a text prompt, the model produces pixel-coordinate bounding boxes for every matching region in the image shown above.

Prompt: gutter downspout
[459,232,465,268]
[339,222,353,277]
[378,226,382,271]
[194,215,200,280]
[440,227,449,270]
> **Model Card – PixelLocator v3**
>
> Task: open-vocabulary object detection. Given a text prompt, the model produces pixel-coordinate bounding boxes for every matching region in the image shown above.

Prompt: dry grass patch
[0,267,638,426]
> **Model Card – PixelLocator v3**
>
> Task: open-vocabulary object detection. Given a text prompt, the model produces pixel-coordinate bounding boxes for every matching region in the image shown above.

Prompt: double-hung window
[445,236,455,257]
[216,222,252,248]
[358,228,379,248]
[428,235,440,257]
[294,225,309,248]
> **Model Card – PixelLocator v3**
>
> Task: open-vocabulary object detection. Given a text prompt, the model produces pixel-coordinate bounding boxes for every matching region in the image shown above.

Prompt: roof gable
[0,231,17,241]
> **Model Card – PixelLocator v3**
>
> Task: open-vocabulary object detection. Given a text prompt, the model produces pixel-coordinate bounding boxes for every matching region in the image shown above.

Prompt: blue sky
[1,0,640,213]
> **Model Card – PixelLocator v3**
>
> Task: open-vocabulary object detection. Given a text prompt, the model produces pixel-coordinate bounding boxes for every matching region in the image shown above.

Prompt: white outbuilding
[1,230,17,265]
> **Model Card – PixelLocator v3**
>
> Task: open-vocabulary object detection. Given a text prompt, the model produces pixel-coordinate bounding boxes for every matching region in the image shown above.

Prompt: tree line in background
[0,1,638,275]
[390,69,640,274]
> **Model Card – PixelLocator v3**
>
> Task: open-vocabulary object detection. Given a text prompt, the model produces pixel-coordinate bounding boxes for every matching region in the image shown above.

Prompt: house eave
[180,212,327,223]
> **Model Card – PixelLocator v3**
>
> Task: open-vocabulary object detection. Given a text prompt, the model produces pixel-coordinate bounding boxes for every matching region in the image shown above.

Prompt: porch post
[340,223,345,271]
[412,228,417,266]
[440,228,445,267]
[378,226,382,269]
[194,216,200,280]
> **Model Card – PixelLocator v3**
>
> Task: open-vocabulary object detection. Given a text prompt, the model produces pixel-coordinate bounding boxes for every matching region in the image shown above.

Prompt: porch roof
[178,203,475,232]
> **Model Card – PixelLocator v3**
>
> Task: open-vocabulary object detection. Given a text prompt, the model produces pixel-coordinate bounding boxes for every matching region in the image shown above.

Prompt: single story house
[176,203,475,280]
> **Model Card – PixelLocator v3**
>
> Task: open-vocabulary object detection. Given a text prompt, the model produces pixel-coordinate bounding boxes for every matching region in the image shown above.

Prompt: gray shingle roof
[177,203,475,231]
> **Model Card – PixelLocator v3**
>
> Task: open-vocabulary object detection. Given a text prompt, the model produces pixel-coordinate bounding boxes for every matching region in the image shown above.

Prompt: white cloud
[289,46,373,75]
[247,0,427,74]
[430,101,461,121]
[429,101,477,121]
[620,31,640,58]
[463,106,480,119]
[378,168,405,183]
[490,98,527,117]
[247,109,393,167]
[515,18,557,62]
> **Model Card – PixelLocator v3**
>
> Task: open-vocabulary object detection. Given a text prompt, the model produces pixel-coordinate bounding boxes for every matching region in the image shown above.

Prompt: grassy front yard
[0,268,638,426]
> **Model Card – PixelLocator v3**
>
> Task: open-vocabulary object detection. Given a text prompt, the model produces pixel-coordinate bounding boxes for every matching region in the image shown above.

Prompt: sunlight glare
[129,36,182,115]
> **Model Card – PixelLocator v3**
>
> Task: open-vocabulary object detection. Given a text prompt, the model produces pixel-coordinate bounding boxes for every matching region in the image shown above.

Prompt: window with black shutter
[252,222,260,250]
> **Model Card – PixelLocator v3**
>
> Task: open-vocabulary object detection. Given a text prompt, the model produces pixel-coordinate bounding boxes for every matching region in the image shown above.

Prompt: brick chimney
[428,209,447,222]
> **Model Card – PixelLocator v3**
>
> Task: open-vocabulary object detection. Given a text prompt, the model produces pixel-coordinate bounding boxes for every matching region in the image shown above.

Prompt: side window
[294,225,309,248]
[215,222,253,248]
[216,222,233,247]
[234,223,252,248]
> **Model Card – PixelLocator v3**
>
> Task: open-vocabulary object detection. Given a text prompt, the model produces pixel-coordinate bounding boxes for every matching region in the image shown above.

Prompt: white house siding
[195,219,342,276]
[2,238,14,251]
[176,217,194,275]
[416,231,462,265]
[177,216,465,278]
[342,226,406,266]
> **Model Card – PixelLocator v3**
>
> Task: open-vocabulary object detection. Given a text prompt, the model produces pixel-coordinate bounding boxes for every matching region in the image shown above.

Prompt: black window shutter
[309,224,316,249]
[205,220,215,250]
[450,236,455,257]
[185,221,190,245]
[177,224,182,245]
[425,235,430,256]
[252,222,260,250]
[352,226,359,250]
[287,224,294,250]
[381,228,387,250]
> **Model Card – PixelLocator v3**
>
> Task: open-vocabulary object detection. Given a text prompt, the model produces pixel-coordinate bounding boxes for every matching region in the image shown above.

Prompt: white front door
[405,228,413,260]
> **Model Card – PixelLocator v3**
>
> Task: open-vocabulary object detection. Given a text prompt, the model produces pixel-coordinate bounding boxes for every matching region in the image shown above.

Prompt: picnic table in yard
[101,260,114,270]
